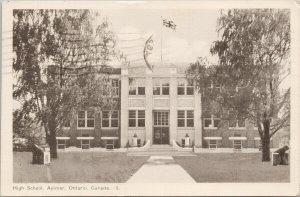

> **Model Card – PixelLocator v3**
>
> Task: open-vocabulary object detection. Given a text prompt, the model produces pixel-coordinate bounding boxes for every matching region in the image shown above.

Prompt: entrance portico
[120,64,202,148]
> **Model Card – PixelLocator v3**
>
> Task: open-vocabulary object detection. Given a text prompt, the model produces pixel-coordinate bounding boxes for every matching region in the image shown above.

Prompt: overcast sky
[101,9,220,66]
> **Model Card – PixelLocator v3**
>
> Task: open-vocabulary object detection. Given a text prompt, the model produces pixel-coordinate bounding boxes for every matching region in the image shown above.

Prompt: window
[228,110,245,129]
[208,83,221,93]
[111,79,119,96]
[129,110,136,127]
[177,111,185,127]
[187,111,194,127]
[87,111,95,127]
[64,119,70,128]
[177,110,194,127]
[233,140,242,150]
[57,140,66,149]
[214,83,221,92]
[129,110,145,128]
[229,118,245,128]
[236,85,246,93]
[102,111,119,128]
[204,113,221,128]
[129,78,145,95]
[77,110,94,128]
[153,79,169,95]
[138,110,145,127]
[81,140,90,149]
[154,111,169,126]
[177,79,194,95]
[209,140,217,149]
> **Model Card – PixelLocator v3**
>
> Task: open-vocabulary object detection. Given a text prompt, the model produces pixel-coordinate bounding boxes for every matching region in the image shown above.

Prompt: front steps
[127,144,196,156]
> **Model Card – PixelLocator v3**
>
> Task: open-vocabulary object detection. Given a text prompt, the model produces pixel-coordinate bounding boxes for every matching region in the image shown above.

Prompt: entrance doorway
[153,111,169,144]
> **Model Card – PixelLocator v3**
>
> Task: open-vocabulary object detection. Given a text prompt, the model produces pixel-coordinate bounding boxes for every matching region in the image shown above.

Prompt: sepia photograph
[1,0,299,196]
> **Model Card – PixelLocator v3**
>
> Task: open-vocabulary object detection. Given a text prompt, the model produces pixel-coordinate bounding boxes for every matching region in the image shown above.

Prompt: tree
[187,9,290,161]
[13,10,118,158]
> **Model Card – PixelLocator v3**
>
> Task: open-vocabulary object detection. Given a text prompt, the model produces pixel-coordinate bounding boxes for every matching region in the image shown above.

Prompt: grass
[14,152,290,183]
[174,153,289,182]
[14,152,148,183]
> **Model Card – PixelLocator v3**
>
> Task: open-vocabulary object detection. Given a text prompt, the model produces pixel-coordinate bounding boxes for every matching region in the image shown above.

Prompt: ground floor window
[129,110,145,128]
[57,140,66,149]
[209,140,218,149]
[233,140,242,150]
[81,140,90,149]
[177,110,194,127]
[77,110,95,129]
[102,110,119,128]
[106,140,114,149]
[204,113,221,129]
[64,119,70,128]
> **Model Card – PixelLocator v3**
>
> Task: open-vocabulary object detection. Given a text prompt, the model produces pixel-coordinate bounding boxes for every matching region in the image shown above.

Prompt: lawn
[174,153,289,182]
[14,152,148,183]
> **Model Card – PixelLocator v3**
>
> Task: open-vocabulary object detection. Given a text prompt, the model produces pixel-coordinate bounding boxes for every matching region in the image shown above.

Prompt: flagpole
[160,16,163,66]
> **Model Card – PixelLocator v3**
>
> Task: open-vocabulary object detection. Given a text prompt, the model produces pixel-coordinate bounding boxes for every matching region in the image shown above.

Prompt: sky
[98,9,289,90]
[100,9,220,66]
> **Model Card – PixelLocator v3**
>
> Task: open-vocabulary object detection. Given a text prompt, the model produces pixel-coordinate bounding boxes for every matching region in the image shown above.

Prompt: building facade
[56,64,284,150]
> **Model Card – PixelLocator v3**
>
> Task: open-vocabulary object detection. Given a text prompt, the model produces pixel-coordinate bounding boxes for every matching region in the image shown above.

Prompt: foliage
[187,9,290,161]
[13,10,118,158]
[13,109,44,145]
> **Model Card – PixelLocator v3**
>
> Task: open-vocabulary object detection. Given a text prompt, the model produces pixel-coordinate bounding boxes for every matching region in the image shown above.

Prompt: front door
[153,111,169,144]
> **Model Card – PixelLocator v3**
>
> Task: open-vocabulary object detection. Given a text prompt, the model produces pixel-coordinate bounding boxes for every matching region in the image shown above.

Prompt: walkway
[127,156,196,183]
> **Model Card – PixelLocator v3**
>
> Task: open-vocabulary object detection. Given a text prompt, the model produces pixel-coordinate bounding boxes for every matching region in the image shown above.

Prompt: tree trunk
[49,130,58,159]
[261,118,271,162]
[261,136,270,161]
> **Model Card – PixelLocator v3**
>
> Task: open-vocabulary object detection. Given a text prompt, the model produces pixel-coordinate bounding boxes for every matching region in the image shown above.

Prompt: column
[120,67,129,147]
[194,90,202,147]
[145,69,153,144]
[169,68,177,144]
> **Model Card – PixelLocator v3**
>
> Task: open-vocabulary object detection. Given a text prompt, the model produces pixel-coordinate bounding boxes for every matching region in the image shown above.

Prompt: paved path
[127,156,196,183]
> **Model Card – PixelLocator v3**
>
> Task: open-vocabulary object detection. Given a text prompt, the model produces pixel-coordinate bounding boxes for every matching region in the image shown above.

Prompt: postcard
[1,0,299,196]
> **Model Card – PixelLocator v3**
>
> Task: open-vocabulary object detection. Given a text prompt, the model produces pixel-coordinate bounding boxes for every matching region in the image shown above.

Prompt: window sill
[101,127,119,129]
[153,95,170,98]
[63,127,70,130]
[177,95,194,97]
[128,127,145,130]
[177,127,195,130]
[204,127,219,130]
[102,95,120,98]
[229,127,246,130]
[128,95,145,98]
[77,127,95,130]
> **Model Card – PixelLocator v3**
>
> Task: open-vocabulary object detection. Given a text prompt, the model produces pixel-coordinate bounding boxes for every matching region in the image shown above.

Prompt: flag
[162,18,176,31]
[143,35,154,70]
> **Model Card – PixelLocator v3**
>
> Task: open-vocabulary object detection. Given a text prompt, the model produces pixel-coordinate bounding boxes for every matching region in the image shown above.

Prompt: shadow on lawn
[13,152,148,183]
[173,153,289,183]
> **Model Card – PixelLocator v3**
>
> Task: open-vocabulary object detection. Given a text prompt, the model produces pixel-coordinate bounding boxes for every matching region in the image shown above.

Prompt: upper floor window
[111,79,119,96]
[129,110,145,127]
[64,119,70,128]
[102,110,119,128]
[153,79,169,95]
[204,113,221,129]
[236,85,247,93]
[177,110,194,127]
[77,110,95,128]
[129,78,145,95]
[228,110,245,129]
[207,82,221,93]
[177,79,194,95]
